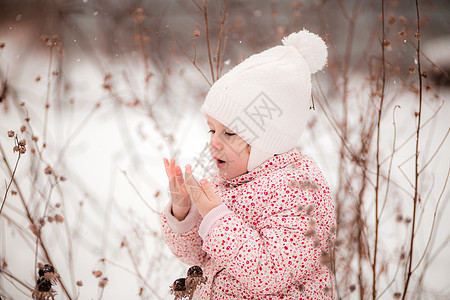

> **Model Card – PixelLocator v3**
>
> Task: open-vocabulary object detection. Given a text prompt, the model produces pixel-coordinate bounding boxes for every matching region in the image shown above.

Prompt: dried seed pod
[187,265,203,278]
[92,270,103,278]
[38,264,60,285]
[35,276,52,292]
[33,264,59,300]
[44,166,54,175]
[54,214,64,223]
[170,278,187,299]
[186,265,207,292]
[98,277,108,288]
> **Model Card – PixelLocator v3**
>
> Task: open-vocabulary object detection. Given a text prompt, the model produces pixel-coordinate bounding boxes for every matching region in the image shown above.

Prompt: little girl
[161,29,336,299]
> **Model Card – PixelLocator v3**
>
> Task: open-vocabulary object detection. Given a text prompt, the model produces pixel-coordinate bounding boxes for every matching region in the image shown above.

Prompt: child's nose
[210,136,223,151]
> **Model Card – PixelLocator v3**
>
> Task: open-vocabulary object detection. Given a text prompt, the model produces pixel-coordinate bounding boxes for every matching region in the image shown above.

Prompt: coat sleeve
[160,201,209,266]
[200,167,335,294]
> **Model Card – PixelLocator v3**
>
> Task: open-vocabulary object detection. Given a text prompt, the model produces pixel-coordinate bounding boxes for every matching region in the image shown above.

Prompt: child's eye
[208,129,215,134]
[225,132,236,136]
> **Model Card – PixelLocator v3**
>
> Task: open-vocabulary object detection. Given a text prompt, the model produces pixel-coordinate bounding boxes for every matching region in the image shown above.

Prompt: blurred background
[0,0,449,299]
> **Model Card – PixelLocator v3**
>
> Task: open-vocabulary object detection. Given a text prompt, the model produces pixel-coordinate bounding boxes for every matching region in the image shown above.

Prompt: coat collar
[218,148,301,188]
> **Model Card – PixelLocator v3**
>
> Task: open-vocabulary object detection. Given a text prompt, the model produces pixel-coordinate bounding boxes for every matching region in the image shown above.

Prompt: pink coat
[161,149,336,299]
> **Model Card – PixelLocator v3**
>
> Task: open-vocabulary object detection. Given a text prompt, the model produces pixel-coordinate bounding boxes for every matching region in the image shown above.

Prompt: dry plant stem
[134,14,150,84]
[56,184,78,294]
[123,240,164,300]
[334,0,360,243]
[338,1,362,298]
[188,282,198,300]
[415,234,450,295]
[55,103,99,167]
[0,146,21,215]
[167,25,211,86]
[0,143,73,299]
[43,46,54,148]
[372,0,386,298]
[402,1,423,298]
[419,128,449,174]
[379,105,400,216]
[98,286,105,300]
[412,167,449,274]
[380,101,444,165]
[357,170,368,299]
[100,171,115,257]
[1,214,39,252]
[101,257,139,276]
[0,269,34,292]
[218,35,228,78]
[121,170,159,215]
[201,0,215,83]
[34,183,55,281]
[214,0,230,81]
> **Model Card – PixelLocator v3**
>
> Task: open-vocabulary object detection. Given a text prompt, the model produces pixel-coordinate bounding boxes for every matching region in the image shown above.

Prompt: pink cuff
[163,200,200,234]
[199,204,234,240]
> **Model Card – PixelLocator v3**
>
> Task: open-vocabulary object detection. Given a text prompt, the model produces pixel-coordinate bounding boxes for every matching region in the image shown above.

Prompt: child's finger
[200,179,219,203]
[174,165,186,189]
[183,164,196,189]
[184,165,204,202]
[163,158,179,197]
[163,158,175,179]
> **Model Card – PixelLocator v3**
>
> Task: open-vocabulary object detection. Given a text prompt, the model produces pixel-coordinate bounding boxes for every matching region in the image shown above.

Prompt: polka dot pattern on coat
[161,149,336,299]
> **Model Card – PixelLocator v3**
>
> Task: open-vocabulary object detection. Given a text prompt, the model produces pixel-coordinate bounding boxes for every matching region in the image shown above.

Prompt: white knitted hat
[201,29,327,171]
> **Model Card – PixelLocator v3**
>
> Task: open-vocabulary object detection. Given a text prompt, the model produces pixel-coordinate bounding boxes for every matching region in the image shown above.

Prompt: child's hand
[184,164,222,218]
[163,158,191,221]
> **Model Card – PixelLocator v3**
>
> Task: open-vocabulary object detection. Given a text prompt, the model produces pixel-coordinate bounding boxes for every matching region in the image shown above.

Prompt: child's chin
[220,169,233,179]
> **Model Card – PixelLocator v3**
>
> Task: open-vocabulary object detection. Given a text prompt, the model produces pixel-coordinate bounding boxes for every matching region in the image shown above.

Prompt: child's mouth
[214,158,226,168]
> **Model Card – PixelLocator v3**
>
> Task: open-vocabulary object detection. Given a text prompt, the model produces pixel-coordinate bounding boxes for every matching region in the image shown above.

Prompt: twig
[380,101,444,165]
[379,105,401,217]
[43,45,54,148]
[402,1,423,298]
[411,166,449,274]
[0,141,21,215]
[372,1,386,297]
[120,170,159,215]
[214,0,230,81]
[166,25,212,86]
[0,142,73,299]
[419,128,449,174]
[202,0,215,83]
[122,239,164,300]
[0,269,34,292]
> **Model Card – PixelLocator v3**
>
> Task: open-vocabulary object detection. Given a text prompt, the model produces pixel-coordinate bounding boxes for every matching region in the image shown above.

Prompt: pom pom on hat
[282,29,327,74]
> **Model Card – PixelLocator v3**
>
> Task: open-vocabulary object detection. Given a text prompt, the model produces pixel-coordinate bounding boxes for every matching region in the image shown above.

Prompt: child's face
[206,115,250,180]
